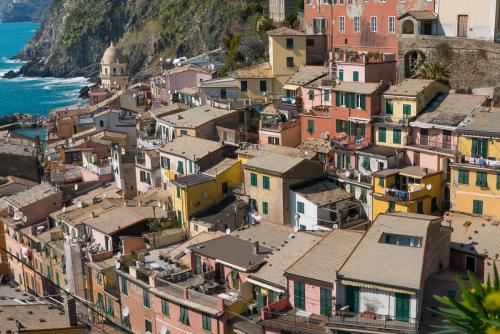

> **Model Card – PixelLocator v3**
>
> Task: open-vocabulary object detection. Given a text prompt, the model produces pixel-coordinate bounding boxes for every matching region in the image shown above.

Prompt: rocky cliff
[15,0,267,79]
[0,0,51,22]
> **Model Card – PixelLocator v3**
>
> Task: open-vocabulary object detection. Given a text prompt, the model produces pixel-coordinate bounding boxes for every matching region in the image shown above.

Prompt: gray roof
[237,143,313,159]
[249,232,322,289]
[373,165,438,178]
[286,66,328,86]
[358,145,399,158]
[4,183,59,209]
[158,105,237,128]
[244,152,304,176]
[232,222,301,249]
[171,173,214,189]
[199,77,240,89]
[190,235,271,271]
[384,79,436,97]
[0,304,75,332]
[267,27,306,36]
[202,158,239,177]
[293,180,352,207]
[399,10,438,20]
[149,103,186,118]
[159,136,223,161]
[298,138,331,154]
[192,197,248,226]
[446,211,500,257]
[333,81,384,95]
[413,93,486,128]
[456,107,500,137]
[339,213,441,290]
[0,139,36,157]
[286,229,365,284]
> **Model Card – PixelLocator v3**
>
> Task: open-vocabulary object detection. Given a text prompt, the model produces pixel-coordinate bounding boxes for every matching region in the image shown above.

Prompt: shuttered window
[473,200,484,215]
[161,299,169,316]
[458,169,469,184]
[378,127,386,143]
[476,171,488,187]
[202,313,212,332]
[294,281,305,310]
[297,201,305,214]
[320,288,332,316]
[250,173,258,186]
[403,104,412,117]
[393,128,402,144]
[179,306,190,325]
[307,120,315,134]
[263,176,270,190]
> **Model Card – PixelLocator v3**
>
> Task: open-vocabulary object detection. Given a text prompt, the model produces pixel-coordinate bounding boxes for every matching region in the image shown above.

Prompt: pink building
[156,64,215,105]
[135,150,161,194]
[260,229,364,334]
[336,51,397,85]
[407,93,487,208]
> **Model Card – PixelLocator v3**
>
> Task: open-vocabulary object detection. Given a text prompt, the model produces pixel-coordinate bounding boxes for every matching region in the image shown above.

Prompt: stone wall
[398,36,500,89]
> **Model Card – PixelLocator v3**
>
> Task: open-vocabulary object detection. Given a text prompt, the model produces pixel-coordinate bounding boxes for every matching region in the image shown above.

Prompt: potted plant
[362,302,378,320]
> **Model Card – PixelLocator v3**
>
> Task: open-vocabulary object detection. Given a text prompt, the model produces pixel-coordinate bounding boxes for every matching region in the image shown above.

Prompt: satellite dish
[62,206,66,213]
[344,171,351,178]
[426,183,432,190]
[122,306,129,317]
[115,261,121,269]
[160,327,168,334]
[225,228,231,235]
[291,99,296,104]
[293,225,299,233]
[22,215,27,223]
[74,184,79,191]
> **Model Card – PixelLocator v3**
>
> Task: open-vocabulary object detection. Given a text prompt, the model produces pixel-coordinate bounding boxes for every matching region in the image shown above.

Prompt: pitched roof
[456,107,500,137]
[159,136,223,161]
[293,180,352,207]
[399,10,438,20]
[267,27,306,36]
[232,222,299,248]
[234,63,273,79]
[339,213,441,290]
[190,235,271,271]
[171,173,214,189]
[384,79,436,97]
[358,145,400,158]
[4,183,59,209]
[158,105,237,128]
[285,229,365,284]
[243,152,304,176]
[237,143,312,159]
[165,64,215,76]
[333,81,384,95]
[199,77,240,88]
[248,231,322,289]
[412,93,486,128]
[286,66,328,86]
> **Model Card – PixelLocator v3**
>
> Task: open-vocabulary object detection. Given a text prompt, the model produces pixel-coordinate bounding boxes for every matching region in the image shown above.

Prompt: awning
[247,277,285,293]
[341,279,416,295]
[348,117,370,124]
[283,84,300,91]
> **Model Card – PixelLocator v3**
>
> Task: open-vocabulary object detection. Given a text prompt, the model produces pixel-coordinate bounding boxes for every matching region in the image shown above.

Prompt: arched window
[401,20,415,35]
[112,67,117,76]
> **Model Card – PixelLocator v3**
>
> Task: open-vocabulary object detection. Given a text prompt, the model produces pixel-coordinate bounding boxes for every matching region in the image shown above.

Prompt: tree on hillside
[434,265,500,334]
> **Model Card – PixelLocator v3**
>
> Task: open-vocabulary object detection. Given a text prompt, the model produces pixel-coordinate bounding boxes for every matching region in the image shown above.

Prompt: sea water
[0,22,88,137]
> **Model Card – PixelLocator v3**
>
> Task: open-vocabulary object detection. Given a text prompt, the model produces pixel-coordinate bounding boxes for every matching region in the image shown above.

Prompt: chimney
[253,241,260,255]
[64,297,78,327]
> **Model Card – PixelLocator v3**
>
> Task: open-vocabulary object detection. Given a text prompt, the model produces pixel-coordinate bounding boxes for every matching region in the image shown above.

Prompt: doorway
[458,15,468,37]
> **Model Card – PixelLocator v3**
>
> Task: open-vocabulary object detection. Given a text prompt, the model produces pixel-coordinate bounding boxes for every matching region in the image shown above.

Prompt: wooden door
[458,15,468,37]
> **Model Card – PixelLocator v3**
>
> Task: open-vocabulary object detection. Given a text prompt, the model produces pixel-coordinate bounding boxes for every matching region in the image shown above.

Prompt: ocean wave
[1,57,25,64]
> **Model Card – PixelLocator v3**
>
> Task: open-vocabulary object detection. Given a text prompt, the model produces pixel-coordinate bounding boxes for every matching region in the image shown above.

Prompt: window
[161,299,169,316]
[355,94,365,109]
[222,182,228,193]
[306,38,314,47]
[354,16,360,32]
[176,210,183,227]
[388,201,396,213]
[431,197,439,212]
[220,88,227,100]
[176,186,181,198]
[370,16,377,32]
[263,176,270,190]
[294,281,305,309]
[389,16,396,33]
[143,289,150,308]
[286,38,294,49]
[339,16,345,32]
[471,138,488,158]
[360,188,367,203]
[297,201,305,214]
[473,200,484,215]
[97,293,104,310]
[378,127,386,143]
[320,287,332,316]
[202,313,212,332]
[177,161,184,174]
[180,129,188,136]
[268,137,280,145]
[262,201,269,215]
[385,99,393,114]
[120,276,128,295]
[353,71,359,82]
[466,255,476,272]
[403,104,412,117]
[259,80,267,92]
[384,233,422,247]
[497,173,500,190]
[307,120,315,134]
[145,319,152,333]
[249,198,258,212]
[241,80,248,92]
[458,169,469,184]
[338,69,344,81]
[476,171,488,187]
[250,173,258,186]
[378,177,385,187]
[161,156,170,169]
[393,128,402,144]
[417,201,424,214]
[286,57,294,68]
[179,306,190,325]
[323,90,330,102]
[308,90,314,100]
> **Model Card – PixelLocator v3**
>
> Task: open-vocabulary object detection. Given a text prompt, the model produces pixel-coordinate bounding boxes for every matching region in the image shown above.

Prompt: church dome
[102,42,125,64]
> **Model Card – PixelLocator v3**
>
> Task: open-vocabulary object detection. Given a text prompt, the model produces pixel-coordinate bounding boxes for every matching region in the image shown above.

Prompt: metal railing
[409,137,456,152]
[327,311,418,332]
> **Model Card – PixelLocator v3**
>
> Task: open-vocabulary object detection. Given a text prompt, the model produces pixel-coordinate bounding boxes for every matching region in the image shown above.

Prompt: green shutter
[336,120,342,133]
[262,201,269,214]
[497,174,500,190]
[177,161,184,173]
[379,177,384,187]
[481,138,489,157]
[386,99,393,115]
[362,156,371,170]
[294,281,305,309]
[378,127,386,143]
[350,93,356,108]
[346,286,360,313]
[346,154,351,169]
[476,172,488,187]
[320,288,332,316]
[395,293,410,321]
[359,124,365,137]
[202,313,212,331]
[161,299,169,315]
[350,122,355,136]
[459,169,469,184]
[263,176,270,190]
[176,210,182,227]
[473,200,484,215]
[389,201,396,212]
[324,90,330,101]
[360,95,366,110]
[353,71,359,82]
[339,69,344,81]
[393,129,402,144]
[250,173,257,186]
[471,138,479,157]
[297,201,305,214]
[335,92,341,106]
[403,104,412,117]
[307,120,315,134]
[344,121,350,134]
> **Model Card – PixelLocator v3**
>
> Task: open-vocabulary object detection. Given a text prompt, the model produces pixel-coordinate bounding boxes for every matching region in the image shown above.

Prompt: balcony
[280,96,303,106]
[305,106,331,118]
[259,118,300,132]
[455,155,500,170]
[408,137,456,155]
[331,134,370,151]
[104,284,119,299]
[84,162,112,176]
[326,311,418,334]
[377,185,428,203]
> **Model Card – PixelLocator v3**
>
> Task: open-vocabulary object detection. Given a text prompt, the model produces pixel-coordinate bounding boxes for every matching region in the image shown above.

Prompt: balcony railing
[260,118,300,132]
[378,185,427,202]
[104,284,119,298]
[327,311,418,333]
[456,155,500,169]
[409,137,456,154]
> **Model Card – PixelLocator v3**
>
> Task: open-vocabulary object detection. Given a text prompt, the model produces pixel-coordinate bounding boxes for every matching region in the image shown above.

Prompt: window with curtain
[179,306,190,325]
[476,171,488,187]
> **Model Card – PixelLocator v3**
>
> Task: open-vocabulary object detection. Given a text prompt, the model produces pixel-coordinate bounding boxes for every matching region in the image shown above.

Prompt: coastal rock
[15,0,266,80]
[2,70,19,79]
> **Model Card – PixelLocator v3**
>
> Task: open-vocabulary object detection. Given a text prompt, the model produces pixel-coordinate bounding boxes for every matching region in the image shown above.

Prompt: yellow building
[450,107,500,218]
[171,159,243,235]
[233,27,309,102]
[374,79,449,148]
[372,166,442,219]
